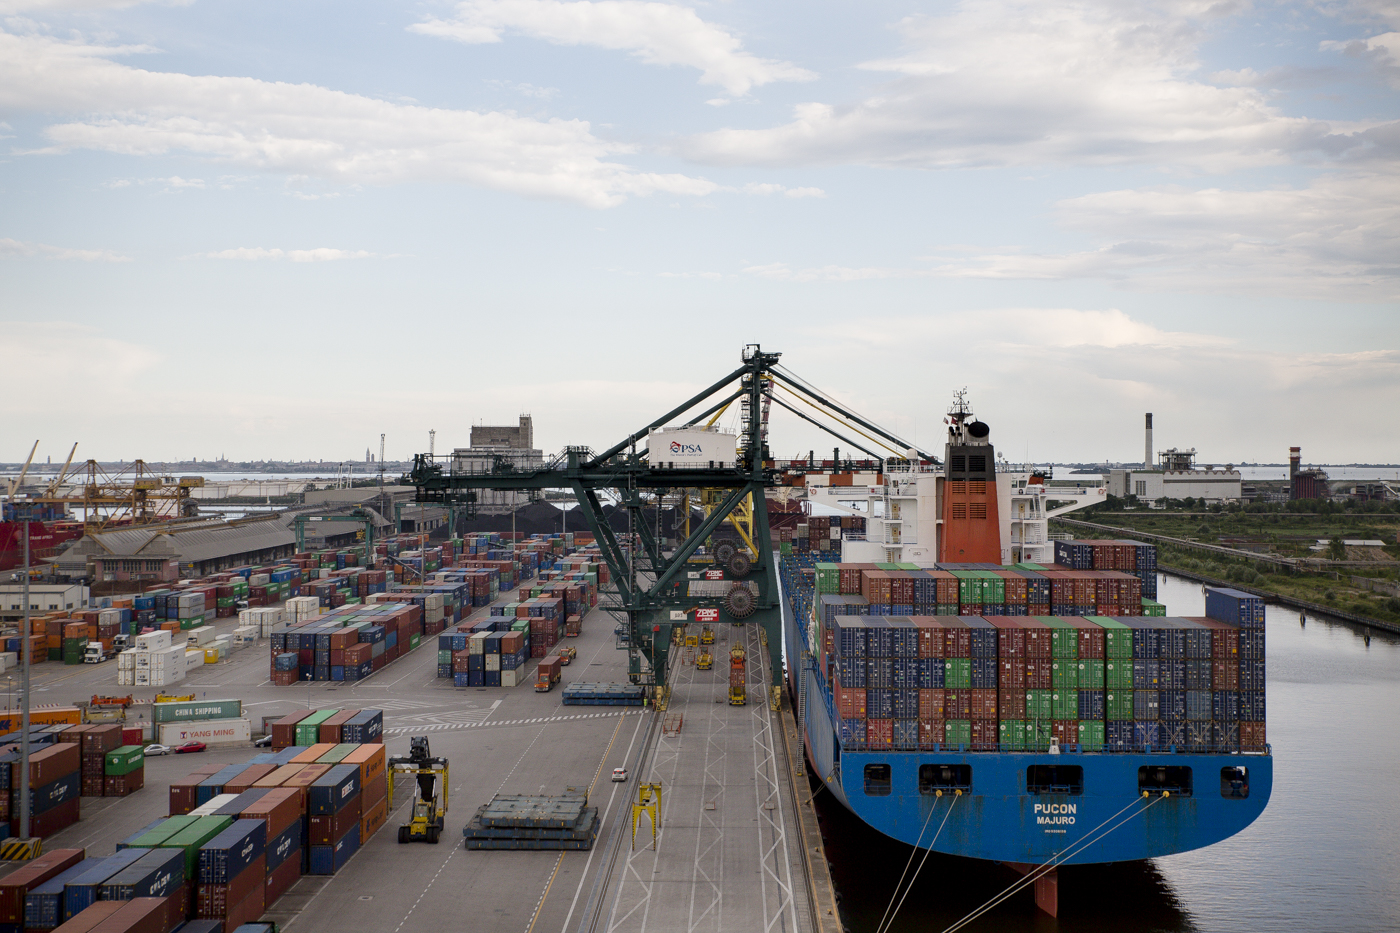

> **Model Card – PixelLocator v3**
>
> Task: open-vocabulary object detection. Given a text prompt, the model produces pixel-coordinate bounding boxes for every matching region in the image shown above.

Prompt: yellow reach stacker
[389,736,449,844]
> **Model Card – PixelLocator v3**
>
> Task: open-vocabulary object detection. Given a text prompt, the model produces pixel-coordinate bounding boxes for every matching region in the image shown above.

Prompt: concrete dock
[0,594,842,933]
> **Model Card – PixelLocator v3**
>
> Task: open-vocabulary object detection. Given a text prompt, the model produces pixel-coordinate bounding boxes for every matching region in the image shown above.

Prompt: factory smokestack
[1144,413,1153,469]
[1289,446,1301,497]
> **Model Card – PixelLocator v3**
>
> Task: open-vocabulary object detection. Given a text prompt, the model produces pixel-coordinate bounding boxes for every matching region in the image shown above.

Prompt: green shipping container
[944,659,972,690]
[161,815,232,880]
[126,815,199,849]
[437,650,452,664]
[976,571,1006,604]
[104,745,145,776]
[316,743,358,765]
[1078,721,1105,751]
[935,605,959,616]
[1107,690,1134,721]
[1051,691,1077,719]
[409,634,421,649]
[295,709,338,745]
[1141,599,1166,617]
[945,720,971,747]
[1106,661,1134,690]
[1097,618,1134,659]
[1051,660,1079,692]
[1028,720,1053,749]
[814,563,840,595]
[1078,659,1105,689]
[1025,689,1053,721]
[153,700,243,724]
[998,720,1027,750]
[1046,620,1078,659]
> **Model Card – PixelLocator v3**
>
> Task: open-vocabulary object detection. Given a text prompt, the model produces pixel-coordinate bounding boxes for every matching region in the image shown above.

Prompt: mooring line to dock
[939,793,1167,933]
[876,792,959,933]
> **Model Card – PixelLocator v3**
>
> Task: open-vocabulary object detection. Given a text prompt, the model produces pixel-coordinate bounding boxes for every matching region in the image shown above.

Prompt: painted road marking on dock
[383,710,643,735]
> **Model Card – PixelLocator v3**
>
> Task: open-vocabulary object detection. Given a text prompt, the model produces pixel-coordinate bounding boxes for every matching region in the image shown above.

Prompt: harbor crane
[406,345,934,703]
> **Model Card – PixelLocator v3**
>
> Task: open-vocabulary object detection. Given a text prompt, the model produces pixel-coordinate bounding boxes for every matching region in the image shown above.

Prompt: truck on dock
[535,657,563,692]
[728,646,746,706]
[82,642,110,664]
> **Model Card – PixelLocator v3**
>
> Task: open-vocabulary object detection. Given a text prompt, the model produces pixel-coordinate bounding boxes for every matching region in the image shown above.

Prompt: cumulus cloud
[411,0,814,96]
[0,30,714,208]
[921,170,1400,300]
[0,237,130,261]
[201,247,374,262]
[739,182,825,198]
[679,0,1381,170]
[1322,31,1400,87]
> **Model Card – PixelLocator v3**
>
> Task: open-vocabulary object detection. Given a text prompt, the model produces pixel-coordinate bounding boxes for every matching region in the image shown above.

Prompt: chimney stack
[1144,413,1153,469]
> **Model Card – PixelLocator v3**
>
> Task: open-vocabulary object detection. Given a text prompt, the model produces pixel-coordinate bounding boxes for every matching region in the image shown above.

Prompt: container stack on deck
[1055,538,1159,600]
[790,547,1268,756]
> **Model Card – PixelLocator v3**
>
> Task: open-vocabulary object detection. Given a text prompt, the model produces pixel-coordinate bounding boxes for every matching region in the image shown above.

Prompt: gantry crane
[29,460,204,529]
[406,345,934,704]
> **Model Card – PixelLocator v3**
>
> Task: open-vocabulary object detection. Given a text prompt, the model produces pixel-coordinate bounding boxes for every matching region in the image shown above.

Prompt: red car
[174,741,207,754]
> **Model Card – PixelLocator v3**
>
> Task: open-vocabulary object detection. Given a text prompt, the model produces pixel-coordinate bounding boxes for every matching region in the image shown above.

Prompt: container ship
[778,398,1271,916]
[0,503,84,572]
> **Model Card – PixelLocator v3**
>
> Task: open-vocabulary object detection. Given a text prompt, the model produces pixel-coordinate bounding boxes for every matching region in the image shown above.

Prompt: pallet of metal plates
[462,794,599,850]
[560,683,646,706]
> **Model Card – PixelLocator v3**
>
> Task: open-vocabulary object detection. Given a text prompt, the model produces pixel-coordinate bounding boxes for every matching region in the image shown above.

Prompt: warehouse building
[1108,448,1242,503]
[0,582,90,623]
[51,513,296,583]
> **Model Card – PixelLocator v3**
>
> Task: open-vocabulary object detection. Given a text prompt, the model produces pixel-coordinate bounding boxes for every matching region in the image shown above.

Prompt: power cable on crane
[770,385,905,458]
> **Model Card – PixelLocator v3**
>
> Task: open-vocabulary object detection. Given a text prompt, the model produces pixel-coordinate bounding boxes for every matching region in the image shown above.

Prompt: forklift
[389,736,449,844]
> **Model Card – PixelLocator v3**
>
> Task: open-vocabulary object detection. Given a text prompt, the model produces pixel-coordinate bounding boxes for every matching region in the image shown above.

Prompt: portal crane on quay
[406,344,934,703]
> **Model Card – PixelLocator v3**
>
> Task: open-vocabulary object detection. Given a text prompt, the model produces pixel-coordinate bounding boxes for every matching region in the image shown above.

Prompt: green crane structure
[405,345,933,703]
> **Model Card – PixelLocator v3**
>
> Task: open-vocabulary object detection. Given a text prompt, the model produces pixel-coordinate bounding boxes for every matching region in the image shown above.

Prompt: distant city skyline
[2,1,1396,463]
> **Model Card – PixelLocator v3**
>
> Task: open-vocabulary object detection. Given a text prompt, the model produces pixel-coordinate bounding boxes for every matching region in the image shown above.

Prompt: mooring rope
[877,792,961,933]
[938,792,1168,933]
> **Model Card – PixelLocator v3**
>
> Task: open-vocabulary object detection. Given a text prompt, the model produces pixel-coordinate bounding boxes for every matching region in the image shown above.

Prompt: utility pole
[19,509,32,844]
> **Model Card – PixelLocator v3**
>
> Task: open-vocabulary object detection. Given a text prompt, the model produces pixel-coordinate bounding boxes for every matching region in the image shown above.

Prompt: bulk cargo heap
[780,397,1271,918]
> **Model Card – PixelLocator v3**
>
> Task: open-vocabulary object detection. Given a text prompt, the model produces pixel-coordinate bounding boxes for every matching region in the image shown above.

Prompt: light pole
[304,671,313,710]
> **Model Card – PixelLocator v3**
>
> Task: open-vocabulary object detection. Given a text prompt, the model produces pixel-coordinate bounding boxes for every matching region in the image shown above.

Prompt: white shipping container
[158,717,250,745]
[118,649,137,671]
[233,627,258,646]
[187,626,217,647]
[501,668,520,688]
[136,631,172,652]
[185,648,205,666]
[469,632,488,655]
[249,573,270,586]
[135,671,150,686]
[135,654,152,670]
[425,594,445,611]
[117,669,134,686]
[0,652,16,671]
[646,426,738,470]
[485,653,500,672]
[190,794,239,816]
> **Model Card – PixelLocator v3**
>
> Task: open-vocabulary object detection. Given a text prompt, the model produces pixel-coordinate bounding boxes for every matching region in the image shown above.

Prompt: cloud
[1322,31,1400,87]
[201,247,374,262]
[0,30,715,208]
[739,182,825,198]
[0,0,188,11]
[0,237,130,260]
[0,323,160,410]
[485,78,559,99]
[411,0,814,97]
[921,170,1400,300]
[679,0,1380,171]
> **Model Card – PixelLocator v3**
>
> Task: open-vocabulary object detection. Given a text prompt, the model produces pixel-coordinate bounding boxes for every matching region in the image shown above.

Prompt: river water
[815,572,1400,933]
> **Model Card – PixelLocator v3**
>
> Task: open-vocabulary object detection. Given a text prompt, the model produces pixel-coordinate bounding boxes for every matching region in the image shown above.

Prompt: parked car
[144,743,172,756]
[174,741,207,754]
[253,734,273,747]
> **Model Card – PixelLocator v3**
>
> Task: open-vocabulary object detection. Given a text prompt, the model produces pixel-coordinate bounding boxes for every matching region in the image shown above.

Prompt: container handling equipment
[389,736,449,844]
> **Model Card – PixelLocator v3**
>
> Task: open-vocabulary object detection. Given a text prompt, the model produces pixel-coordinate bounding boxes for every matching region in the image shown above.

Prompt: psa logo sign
[668,441,704,456]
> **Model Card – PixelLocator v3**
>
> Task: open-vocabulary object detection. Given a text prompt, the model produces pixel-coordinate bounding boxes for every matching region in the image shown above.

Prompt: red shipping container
[18,797,80,838]
[918,720,945,749]
[0,848,85,924]
[239,787,303,839]
[270,710,314,749]
[970,719,998,750]
[1052,720,1079,744]
[998,658,1026,688]
[310,806,359,846]
[104,767,145,797]
[1025,659,1053,690]
[169,762,225,815]
[911,618,944,658]
[95,896,178,933]
[917,688,944,720]
[833,683,866,720]
[24,743,80,788]
[970,689,998,720]
[860,571,893,605]
[942,623,971,658]
[1212,660,1240,691]
[865,719,893,747]
[999,689,1026,720]
[1240,721,1267,750]
[944,690,972,719]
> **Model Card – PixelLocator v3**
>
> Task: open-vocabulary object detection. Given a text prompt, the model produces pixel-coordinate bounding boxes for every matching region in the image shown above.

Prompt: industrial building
[50,513,297,583]
[452,415,544,515]
[0,581,90,622]
[1109,414,1243,503]
[1289,446,1331,500]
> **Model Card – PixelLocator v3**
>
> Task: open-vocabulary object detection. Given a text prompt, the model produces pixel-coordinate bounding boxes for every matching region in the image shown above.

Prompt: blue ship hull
[781,574,1272,865]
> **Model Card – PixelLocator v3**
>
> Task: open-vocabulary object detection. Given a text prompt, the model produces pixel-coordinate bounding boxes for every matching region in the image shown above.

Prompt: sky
[2,0,1397,467]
